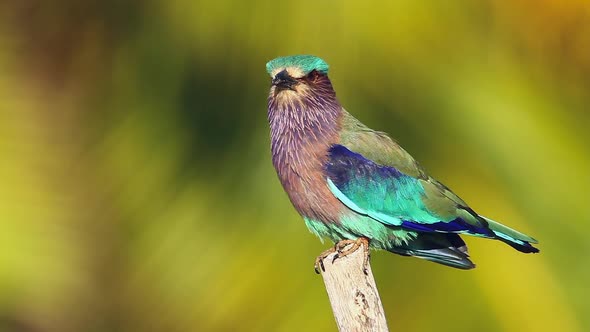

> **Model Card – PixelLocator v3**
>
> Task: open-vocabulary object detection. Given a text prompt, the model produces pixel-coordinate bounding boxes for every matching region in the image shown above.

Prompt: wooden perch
[318,242,390,332]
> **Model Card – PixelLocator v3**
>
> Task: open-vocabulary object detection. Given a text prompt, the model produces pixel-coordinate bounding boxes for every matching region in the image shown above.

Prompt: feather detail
[268,72,345,222]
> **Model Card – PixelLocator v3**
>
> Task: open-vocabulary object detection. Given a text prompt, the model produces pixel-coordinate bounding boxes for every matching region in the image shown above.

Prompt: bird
[265,54,539,271]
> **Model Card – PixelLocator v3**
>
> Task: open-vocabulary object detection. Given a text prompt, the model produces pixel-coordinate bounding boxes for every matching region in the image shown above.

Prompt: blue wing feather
[325,145,494,237]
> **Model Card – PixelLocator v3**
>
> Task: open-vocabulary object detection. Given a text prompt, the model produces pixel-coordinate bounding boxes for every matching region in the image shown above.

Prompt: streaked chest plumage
[268,88,346,223]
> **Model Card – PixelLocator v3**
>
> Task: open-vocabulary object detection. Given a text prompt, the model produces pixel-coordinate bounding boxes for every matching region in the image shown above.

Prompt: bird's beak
[272,69,297,91]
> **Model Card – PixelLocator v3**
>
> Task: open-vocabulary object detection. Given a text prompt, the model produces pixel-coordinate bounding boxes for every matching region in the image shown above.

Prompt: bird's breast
[268,93,345,223]
[271,138,346,223]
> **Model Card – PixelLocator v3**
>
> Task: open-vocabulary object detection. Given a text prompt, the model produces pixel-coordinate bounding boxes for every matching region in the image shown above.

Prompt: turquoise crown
[266,55,329,76]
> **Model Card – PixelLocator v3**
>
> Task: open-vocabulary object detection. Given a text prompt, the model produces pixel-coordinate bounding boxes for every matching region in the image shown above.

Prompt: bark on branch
[318,243,390,332]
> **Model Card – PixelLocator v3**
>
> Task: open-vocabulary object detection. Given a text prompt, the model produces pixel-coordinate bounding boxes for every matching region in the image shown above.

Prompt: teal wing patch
[325,145,445,226]
[325,145,496,237]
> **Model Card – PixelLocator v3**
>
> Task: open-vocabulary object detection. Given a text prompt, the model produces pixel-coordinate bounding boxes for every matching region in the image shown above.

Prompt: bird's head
[266,55,341,146]
[266,55,333,101]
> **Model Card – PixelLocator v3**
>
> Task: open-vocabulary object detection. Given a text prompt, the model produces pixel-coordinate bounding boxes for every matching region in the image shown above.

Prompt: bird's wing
[325,144,495,237]
[339,110,427,178]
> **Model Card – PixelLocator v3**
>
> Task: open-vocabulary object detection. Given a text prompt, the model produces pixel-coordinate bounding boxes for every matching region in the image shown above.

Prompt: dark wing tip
[416,249,476,270]
[390,233,477,270]
[504,240,540,254]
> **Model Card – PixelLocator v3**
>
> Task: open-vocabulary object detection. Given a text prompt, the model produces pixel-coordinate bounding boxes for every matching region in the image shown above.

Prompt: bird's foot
[333,237,371,275]
[314,237,371,275]
[314,246,337,274]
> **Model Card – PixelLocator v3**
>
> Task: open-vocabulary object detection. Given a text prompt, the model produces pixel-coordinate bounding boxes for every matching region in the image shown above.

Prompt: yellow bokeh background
[0,1,588,331]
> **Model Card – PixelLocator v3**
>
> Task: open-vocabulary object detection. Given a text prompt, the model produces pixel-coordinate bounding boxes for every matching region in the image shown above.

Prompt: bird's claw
[314,237,371,274]
[314,246,336,274]
[331,252,340,264]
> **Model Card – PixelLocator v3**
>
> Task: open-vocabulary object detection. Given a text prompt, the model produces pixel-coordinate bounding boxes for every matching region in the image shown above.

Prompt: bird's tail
[481,216,540,253]
[389,233,475,270]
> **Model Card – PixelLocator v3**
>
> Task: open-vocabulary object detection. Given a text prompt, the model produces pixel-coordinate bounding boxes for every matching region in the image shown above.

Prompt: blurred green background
[0,0,589,331]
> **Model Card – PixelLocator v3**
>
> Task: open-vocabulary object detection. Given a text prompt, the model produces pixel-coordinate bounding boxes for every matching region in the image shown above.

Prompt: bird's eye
[307,70,319,81]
